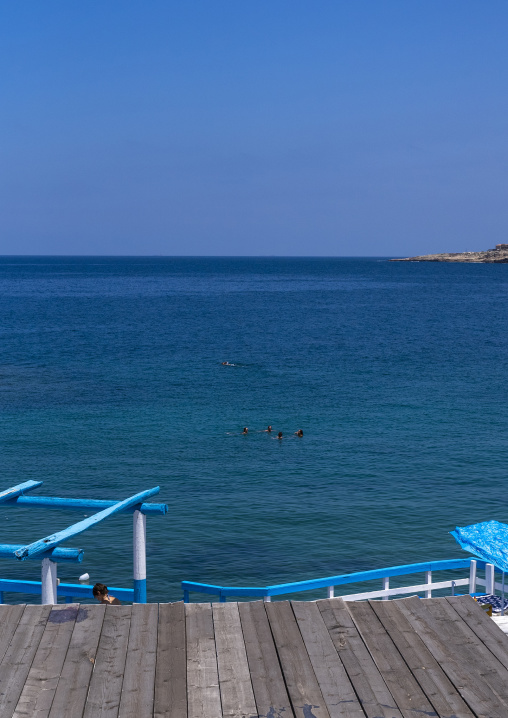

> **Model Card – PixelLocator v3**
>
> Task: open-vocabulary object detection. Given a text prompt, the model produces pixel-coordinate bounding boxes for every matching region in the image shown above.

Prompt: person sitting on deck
[92,583,121,605]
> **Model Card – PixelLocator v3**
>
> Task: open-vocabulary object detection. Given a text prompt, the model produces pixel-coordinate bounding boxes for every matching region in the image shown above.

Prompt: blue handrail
[182,557,485,602]
[0,578,134,604]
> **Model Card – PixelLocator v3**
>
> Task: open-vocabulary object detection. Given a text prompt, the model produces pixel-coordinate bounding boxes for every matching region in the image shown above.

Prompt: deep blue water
[1,256,507,602]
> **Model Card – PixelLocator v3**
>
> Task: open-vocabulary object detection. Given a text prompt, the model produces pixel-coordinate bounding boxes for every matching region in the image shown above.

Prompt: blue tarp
[450,520,508,573]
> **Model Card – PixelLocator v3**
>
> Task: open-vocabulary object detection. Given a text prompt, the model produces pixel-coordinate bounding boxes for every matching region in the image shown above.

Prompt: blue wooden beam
[5,495,167,516]
[14,486,160,561]
[0,544,83,563]
[0,480,43,504]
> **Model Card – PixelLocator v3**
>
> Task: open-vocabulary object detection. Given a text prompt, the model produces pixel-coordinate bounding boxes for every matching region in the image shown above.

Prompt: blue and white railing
[0,578,134,604]
[182,557,497,603]
[0,480,168,604]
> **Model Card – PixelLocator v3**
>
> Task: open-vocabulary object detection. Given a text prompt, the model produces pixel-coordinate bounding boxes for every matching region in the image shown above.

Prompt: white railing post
[327,586,334,599]
[41,558,57,605]
[263,595,271,602]
[383,577,389,600]
[469,560,477,595]
[425,571,432,598]
[133,510,147,603]
[485,563,495,595]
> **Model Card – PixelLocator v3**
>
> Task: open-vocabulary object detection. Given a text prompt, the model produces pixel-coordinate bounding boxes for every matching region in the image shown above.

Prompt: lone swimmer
[242,427,248,434]
[295,429,303,437]
[92,583,121,605]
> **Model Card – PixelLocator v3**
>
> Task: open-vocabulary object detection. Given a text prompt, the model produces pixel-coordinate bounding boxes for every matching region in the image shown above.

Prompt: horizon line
[0,254,399,259]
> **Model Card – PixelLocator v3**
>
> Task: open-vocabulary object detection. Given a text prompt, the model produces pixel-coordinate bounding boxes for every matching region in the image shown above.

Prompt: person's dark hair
[278,431,283,438]
[92,583,108,597]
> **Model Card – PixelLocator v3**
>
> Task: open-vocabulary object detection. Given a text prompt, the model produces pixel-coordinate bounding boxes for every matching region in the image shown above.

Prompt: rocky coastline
[391,248,508,263]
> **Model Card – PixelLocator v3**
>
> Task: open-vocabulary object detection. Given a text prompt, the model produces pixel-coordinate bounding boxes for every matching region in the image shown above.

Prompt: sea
[1,256,507,603]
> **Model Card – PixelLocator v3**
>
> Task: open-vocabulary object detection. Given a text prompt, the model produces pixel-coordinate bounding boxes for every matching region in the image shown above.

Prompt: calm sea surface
[1,256,507,602]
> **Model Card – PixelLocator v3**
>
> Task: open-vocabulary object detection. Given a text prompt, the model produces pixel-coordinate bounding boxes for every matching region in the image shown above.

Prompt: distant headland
[392,243,508,263]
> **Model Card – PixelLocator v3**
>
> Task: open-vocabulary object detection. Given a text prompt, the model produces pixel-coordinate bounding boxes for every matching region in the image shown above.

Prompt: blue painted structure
[0,578,134,605]
[4,495,167,515]
[133,578,147,603]
[14,486,161,560]
[0,545,83,563]
[0,481,167,604]
[0,481,43,503]
[182,557,490,602]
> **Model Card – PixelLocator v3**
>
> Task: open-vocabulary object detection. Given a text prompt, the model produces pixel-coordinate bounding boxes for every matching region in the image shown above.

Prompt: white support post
[485,563,495,595]
[382,577,389,600]
[41,558,57,605]
[327,586,334,599]
[425,571,432,598]
[469,560,477,595]
[133,510,147,603]
[263,595,271,602]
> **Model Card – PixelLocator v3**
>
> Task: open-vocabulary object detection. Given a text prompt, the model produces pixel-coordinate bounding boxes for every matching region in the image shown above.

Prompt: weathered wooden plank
[83,605,132,718]
[265,600,330,718]
[446,595,508,671]
[0,604,26,664]
[118,603,158,718]
[0,605,52,717]
[212,602,257,718]
[154,602,187,718]
[12,604,79,718]
[422,597,508,707]
[238,600,294,718]
[347,601,437,718]
[370,599,475,718]
[185,602,222,718]
[317,598,402,718]
[292,601,365,718]
[49,604,106,718]
[397,596,508,718]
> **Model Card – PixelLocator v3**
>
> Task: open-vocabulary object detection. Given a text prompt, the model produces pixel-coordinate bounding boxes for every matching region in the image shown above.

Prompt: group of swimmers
[241,425,303,439]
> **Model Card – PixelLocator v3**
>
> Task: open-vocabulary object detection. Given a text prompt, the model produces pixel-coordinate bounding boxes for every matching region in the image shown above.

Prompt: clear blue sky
[1,1,507,256]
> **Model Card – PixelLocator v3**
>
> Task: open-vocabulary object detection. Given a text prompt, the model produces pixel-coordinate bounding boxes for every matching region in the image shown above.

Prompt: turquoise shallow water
[1,256,507,602]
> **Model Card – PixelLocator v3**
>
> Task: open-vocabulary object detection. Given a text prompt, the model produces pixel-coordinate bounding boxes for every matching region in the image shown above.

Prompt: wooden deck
[0,595,507,717]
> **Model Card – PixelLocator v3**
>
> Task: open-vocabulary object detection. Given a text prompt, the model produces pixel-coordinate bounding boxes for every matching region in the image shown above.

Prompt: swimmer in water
[92,583,121,605]
[277,431,283,439]
[295,429,303,437]
[222,361,233,366]
[242,427,248,434]
[265,425,272,433]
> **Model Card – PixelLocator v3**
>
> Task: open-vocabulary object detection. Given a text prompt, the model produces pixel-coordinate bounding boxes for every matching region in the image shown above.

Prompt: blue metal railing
[0,578,134,604]
[182,557,488,602]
